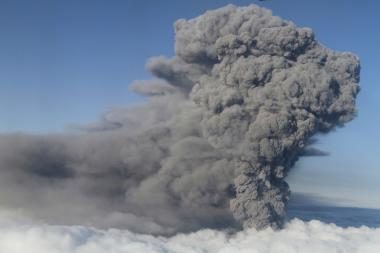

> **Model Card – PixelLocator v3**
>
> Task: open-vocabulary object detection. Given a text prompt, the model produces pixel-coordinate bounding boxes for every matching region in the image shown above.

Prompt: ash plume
[0,4,359,234]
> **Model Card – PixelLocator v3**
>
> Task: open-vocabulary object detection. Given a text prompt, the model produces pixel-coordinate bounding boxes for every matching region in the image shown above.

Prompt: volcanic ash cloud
[0,4,360,234]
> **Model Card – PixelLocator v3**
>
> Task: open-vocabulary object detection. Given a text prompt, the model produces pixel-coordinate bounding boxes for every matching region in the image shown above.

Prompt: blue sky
[0,0,379,208]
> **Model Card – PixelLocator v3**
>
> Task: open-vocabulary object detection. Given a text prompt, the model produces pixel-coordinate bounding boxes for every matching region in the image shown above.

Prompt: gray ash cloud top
[0,4,359,234]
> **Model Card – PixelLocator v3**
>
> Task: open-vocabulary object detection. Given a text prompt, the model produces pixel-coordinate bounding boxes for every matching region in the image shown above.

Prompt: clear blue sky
[0,0,379,208]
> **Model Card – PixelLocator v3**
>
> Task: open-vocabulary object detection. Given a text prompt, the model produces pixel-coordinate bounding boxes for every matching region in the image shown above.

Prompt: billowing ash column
[0,4,360,233]
[166,5,360,229]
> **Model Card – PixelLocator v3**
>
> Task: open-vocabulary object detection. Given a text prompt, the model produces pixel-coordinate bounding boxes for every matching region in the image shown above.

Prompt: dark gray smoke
[0,4,359,234]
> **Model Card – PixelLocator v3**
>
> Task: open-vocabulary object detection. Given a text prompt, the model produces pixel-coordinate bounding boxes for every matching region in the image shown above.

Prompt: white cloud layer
[0,216,379,253]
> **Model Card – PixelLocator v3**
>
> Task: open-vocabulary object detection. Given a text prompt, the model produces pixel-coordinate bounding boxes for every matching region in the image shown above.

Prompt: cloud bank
[0,4,360,234]
[0,218,378,253]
